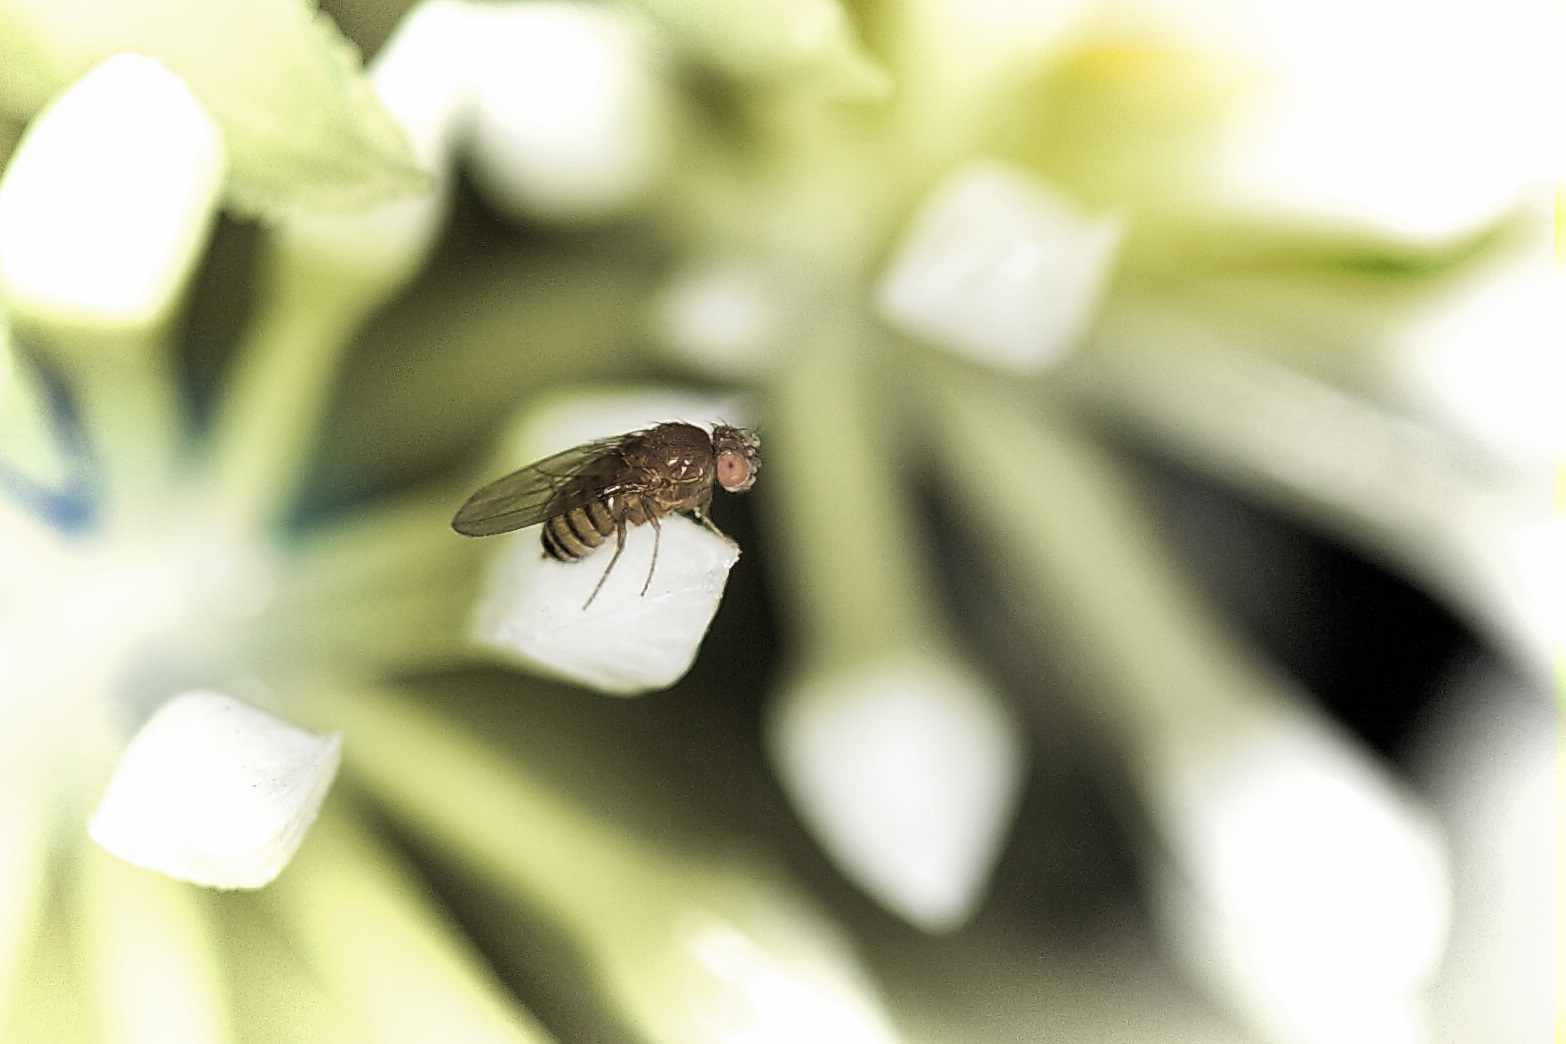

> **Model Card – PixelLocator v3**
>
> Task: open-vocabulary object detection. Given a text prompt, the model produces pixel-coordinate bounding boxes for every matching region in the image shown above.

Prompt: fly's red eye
[716,451,752,491]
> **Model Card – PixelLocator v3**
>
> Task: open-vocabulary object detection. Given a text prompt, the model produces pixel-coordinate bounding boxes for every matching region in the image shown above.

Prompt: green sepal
[0,0,429,218]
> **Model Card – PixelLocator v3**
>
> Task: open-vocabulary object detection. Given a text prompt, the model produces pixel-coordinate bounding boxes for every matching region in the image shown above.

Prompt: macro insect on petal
[452,422,760,607]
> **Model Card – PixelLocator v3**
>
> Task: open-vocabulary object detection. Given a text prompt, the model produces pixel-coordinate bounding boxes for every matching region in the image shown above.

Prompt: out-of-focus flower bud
[89,691,341,889]
[0,54,225,333]
[878,160,1123,373]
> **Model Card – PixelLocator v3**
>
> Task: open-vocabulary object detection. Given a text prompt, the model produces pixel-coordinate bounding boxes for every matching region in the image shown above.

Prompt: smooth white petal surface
[89,691,341,889]
[652,259,787,380]
[1130,0,1548,242]
[1154,858,1432,1044]
[1144,708,1449,1002]
[878,160,1122,373]
[371,0,477,172]
[770,657,1025,931]
[1386,252,1564,470]
[469,515,738,696]
[464,1,673,221]
[0,54,225,329]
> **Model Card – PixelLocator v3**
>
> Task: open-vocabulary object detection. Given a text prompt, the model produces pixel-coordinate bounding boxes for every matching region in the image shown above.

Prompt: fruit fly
[452,422,761,608]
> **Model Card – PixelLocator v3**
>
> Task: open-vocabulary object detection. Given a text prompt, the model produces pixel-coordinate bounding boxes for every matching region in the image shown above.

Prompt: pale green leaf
[0,0,429,217]
[629,0,890,99]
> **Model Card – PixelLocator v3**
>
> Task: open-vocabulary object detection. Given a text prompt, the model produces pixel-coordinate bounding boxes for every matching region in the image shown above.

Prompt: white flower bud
[1137,0,1546,243]
[89,692,341,889]
[769,656,1025,932]
[0,55,225,331]
[1384,246,1563,470]
[1144,708,1449,1043]
[463,2,674,222]
[652,259,787,381]
[878,161,1123,373]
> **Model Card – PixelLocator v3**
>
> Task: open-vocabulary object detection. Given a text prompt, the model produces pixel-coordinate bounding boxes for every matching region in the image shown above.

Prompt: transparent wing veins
[451,435,638,537]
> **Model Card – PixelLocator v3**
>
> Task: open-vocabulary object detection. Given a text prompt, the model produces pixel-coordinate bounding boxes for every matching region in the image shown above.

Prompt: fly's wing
[451,436,635,537]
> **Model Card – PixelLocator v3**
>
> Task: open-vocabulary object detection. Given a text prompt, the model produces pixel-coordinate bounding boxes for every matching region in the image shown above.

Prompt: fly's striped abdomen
[542,498,619,561]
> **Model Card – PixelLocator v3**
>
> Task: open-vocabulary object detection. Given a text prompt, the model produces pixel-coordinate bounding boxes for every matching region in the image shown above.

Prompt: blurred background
[0,0,1555,1042]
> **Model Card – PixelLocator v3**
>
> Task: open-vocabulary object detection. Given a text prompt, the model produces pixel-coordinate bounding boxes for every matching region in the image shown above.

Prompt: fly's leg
[582,519,627,610]
[640,514,661,596]
[692,505,737,549]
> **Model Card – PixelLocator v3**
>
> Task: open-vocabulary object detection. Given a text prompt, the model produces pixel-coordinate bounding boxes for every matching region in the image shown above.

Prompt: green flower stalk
[763,329,1025,931]
[264,802,555,1044]
[927,369,1449,1043]
[308,685,903,1044]
[80,846,233,1044]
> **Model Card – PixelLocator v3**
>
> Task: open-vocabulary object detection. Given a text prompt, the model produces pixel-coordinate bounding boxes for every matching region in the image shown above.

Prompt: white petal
[768,657,1025,931]
[1149,0,1548,242]
[0,55,225,329]
[89,692,341,890]
[652,259,787,381]
[468,515,738,696]
[370,0,478,173]
[1154,858,1434,1044]
[1384,248,1564,470]
[1408,661,1555,1044]
[1144,709,1450,995]
[464,2,674,222]
[878,160,1123,374]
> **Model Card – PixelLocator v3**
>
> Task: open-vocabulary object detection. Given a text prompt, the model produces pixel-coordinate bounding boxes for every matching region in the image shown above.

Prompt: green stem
[205,235,392,533]
[251,494,479,675]
[761,323,949,676]
[302,687,901,1044]
[304,687,643,926]
[0,754,50,1035]
[40,331,181,530]
[1065,334,1553,679]
[256,585,474,679]
[265,801,556,1044]
[81,846,233,1044]
[927,363,1289,750]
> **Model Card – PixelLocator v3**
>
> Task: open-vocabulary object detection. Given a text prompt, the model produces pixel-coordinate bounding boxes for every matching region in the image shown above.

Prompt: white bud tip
[1208,0,1541,243]
[370,0,477,171]
[464,2,672,222]
[0,54,225,329]
[769,658,1025,931]
[1155,858,1434,1044]
[673,909,904,1044]
[878,160,1123,374]
[89,692,341,890]
[1387,258,1564,468]
[469,515,738,696]
[652,260,785,380]
[1145,712,1450,995]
